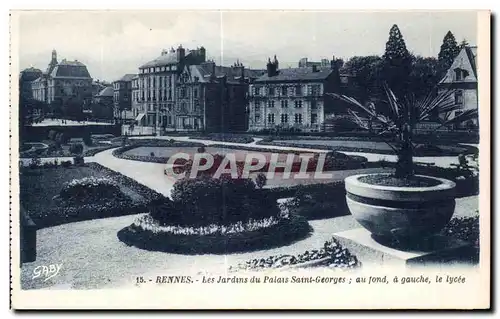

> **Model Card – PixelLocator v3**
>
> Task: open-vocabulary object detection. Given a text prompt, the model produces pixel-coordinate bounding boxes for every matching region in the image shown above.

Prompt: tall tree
[341,55,384,103]
[438,31,460,75]
[409,55,441,99]
[383,24,412,98]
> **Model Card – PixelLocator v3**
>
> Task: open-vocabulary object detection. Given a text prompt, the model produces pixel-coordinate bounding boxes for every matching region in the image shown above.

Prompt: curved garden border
[117,213,312,255]
[112,140,205,164]
[256,140,478,157]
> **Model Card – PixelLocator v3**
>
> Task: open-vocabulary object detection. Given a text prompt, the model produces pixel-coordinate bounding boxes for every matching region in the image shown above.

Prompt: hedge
[112,140,205,163]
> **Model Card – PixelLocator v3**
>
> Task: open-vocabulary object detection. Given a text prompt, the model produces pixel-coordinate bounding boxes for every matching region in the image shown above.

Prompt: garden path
[21,195,478,290]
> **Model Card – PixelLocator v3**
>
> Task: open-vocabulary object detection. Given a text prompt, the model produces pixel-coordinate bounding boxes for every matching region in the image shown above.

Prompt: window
[310,84,320,96]
[161,67,166,72]
[255,113,261,123]
[311,100,317,110]
[295,85,302,96]
[311,114,317,124]
[455,90,464,106]
[281,114,288,124]
[294,113,303,124]
[255,101,260,111]
[281,86,287,96]
[281,100,288,108]
[180,87,187,98]
[254,86,261,96]
[294,100,303,108]
[193,88,198,98]
[268,87,275,96]
[268,113,275,124]
[268,100,275,108]
[454,68,470,81]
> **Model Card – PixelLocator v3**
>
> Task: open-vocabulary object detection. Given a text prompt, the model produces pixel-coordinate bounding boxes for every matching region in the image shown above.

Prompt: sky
[14,10,478,82]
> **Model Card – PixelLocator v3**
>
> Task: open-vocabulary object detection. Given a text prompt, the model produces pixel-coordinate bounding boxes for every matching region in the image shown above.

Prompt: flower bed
[117,212,311,254]
[441,215,479,248]
[112,140,205,163]
[229,237,361,272]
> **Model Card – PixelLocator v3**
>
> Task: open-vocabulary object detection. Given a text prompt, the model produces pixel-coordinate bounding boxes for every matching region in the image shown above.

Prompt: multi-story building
[133,45,207,132]
[113,74,136,121]
[438,45,478,126]
[248,55,352,132]
[174,60,263,132]
[31,50,93,112]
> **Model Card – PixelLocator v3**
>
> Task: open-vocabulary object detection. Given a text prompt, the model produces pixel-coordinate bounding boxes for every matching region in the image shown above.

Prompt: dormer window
[454,68,469,81]
[455,90,464,106]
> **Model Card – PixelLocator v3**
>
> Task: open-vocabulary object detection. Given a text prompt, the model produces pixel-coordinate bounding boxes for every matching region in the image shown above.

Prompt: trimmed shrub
[83,132,93,146]
[73,155,85,166]
[58,177,121,202]
[61,160,72,168]
[69,143,84,155]
[29,157,42,169]
[167,175,280,227]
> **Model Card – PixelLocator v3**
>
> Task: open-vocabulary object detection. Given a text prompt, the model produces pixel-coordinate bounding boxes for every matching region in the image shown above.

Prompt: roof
[465,46,477,78]
[117,74,137,82]
[254,67,334,83]
[50,60,91,78]
[185,63,265,84]
[21,67,42,74]
[140,50,187,68]
[97,86,114,97]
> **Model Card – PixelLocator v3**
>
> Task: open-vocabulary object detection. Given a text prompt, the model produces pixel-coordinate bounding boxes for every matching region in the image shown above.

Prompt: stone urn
[344,173,456,243]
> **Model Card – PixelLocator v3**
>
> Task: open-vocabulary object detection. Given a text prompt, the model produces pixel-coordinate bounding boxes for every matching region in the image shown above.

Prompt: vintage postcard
[10,10,490,309]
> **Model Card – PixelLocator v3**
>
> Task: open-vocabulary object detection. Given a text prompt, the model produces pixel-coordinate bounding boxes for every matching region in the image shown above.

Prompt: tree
[341,56,385,103]
[329,85,478,178]
[383,24,412,98]
[409,55,441,100]
[438,31,460,76]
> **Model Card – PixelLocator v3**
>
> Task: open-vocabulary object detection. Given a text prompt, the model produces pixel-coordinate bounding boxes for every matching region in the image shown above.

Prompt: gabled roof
[140,49,196,69]
[117,74,137,82]
[254,67,334,83]
[439,45,478,85]
[97,86,114,97]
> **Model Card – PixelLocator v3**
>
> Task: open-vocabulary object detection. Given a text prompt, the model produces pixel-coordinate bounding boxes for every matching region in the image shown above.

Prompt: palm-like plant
[329,84,478,178]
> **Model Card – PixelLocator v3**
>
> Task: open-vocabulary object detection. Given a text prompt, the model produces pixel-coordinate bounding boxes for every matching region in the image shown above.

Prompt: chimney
[240,65,245,83]
[312,65,318,72]
[199,46,206,62]
[266,57,273,77]
[176,44,185,61]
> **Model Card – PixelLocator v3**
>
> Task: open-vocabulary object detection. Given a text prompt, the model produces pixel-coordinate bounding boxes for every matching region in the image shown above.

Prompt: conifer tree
[383,24,412,98]
[438,31,460,73]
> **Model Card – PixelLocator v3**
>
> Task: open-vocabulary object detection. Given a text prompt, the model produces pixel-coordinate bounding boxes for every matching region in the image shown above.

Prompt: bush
[59,177,121,202]
[167,175,280,227]
[255,173,267,189]
[73,155,85,166]
[69,143,84,155]
[197,146,206,153]
[61,160,72,168]
[83,132,93,146]
[150,152,155,157]
[48,130,57,140]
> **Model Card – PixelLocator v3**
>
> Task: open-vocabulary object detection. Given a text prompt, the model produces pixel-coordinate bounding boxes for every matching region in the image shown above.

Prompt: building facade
[248,56,351,132]
[438,45,478,126]
[113,74,136,121]
[31,50,93,112]
[174,61,263,132]
[132,45,207,131]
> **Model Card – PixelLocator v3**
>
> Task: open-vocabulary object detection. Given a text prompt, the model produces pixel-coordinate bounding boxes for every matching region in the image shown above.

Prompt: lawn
[122,146,314,162]
[260,139,477,156]
[19,165,154,228]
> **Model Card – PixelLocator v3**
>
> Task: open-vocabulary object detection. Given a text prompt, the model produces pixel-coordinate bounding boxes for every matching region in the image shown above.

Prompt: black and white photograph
[9,9,490,309]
